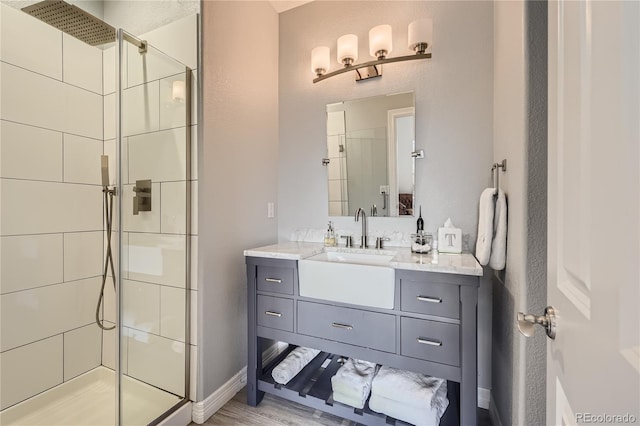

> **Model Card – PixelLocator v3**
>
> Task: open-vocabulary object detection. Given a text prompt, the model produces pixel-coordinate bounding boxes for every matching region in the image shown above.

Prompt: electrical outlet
[267,202,275,218]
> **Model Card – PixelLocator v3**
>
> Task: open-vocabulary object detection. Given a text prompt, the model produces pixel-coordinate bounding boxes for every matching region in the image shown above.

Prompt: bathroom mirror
[326,92,415,217]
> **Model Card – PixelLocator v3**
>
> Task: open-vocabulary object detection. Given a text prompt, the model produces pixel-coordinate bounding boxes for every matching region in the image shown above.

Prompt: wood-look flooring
[193,387,492,426]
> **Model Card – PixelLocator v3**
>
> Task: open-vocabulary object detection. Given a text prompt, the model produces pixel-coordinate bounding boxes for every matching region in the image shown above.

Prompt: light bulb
[311,46,330,76]
[408,19,432,54]
[337,34,358,66]
[369,24,392,59]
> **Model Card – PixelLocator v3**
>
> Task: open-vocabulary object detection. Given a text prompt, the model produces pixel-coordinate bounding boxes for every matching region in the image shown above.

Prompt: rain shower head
[22,0,116,46]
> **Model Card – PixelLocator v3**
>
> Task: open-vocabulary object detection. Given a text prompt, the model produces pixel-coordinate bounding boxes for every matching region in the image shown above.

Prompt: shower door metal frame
[115,28,193,426]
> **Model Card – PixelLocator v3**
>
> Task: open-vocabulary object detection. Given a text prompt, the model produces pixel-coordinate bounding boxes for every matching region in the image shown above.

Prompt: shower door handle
[133,179,152,215]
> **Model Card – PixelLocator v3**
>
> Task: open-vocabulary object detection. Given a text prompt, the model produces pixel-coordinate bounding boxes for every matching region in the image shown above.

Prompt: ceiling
[269,0,314,14]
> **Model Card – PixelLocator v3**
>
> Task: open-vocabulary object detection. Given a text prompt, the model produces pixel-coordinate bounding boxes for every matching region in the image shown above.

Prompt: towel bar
[491,159,507,193]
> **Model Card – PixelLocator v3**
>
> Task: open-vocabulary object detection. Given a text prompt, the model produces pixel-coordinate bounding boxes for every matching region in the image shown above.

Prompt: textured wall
[278,0,494,392]
[199,0,279,399]
[491,1,547,425]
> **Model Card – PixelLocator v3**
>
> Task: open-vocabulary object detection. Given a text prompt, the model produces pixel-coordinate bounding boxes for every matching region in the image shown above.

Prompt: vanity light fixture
[311,19,432,84]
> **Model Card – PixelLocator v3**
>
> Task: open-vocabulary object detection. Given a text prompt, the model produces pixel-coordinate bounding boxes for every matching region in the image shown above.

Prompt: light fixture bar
[313,52,431,83]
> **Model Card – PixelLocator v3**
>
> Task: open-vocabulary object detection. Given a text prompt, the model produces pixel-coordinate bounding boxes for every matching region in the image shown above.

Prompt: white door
[548,1,639,424]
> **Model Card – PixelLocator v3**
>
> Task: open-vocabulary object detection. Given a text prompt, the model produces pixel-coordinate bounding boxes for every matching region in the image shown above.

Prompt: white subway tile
[122,183,161,233]
[101,321,116,370]
[63,324,101,381]
[0,121,63,181]
[64,134,103,184]
[104,93,116,141]
[128,128,186,182]
[62,34,102,94]
[327,135,342,157]
[0,3,62,80]
[0,277,101,351]
[0,234,63,294]
[0,63,101,140]
[103,277,116,325]
[139,14,198,70]
[127,233,185,288]
[126,43,186,89]
[104,138,129,185]
[328,179,342,201]
[103,47,116,95]
[123,280,160,334]
[62,82,102,140]
[64,231,103,282]
[160,286,185,341]
[0,335,63,410]
[127,331,185,397]
[160,181,187,234]
[122,81,160,137]
[329,202,342,216]
[159,74,187,130]
[0,180,102,235]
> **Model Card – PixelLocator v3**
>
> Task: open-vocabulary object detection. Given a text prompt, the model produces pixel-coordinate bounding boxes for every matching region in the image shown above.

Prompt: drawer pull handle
[417,337,442,346]
[265,311,282,317]
[417,295,442,303]
[332,322,353,330]
[265,278,282,283]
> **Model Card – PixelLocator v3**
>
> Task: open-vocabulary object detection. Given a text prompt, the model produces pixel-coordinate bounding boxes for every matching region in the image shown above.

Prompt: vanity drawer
[257,295,294,332]
[297,301,395,353]
[400,317,459,366]
[257,265,294,295]
[400,280,459,319]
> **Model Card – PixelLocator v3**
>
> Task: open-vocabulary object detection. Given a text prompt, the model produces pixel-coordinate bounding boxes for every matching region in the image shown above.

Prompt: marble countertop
[244,242,483,277]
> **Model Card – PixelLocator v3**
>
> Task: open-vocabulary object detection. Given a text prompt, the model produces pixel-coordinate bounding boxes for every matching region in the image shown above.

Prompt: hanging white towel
[475,188,496,266]
[489,189,507,270]
[271,347,320,385]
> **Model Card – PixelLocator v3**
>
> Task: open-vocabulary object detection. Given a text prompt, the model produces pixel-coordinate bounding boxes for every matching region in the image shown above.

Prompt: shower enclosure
[0,2,196,424]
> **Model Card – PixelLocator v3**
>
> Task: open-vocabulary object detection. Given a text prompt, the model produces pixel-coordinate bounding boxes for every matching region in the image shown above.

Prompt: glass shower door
[116,29,192,425]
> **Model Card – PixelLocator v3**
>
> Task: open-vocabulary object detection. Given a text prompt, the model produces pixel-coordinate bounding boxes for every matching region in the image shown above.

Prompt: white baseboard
[191,367,247,424]
[191,343,286,424]
[478,387,491,409]
[489,392,503,426]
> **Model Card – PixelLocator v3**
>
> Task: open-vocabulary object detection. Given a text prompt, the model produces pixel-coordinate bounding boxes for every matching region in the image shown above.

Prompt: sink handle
[375,237,390,249]
[331,322,353,330]
[340,235,354,248]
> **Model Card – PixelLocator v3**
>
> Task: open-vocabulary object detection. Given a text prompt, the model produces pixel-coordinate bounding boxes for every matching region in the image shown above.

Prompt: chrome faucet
[354,207,368,248]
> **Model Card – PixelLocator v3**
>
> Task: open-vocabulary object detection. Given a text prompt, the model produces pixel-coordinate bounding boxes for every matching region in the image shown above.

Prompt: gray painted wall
[278,1,494,390]
[491,1,547,425]
[199,0,279,400]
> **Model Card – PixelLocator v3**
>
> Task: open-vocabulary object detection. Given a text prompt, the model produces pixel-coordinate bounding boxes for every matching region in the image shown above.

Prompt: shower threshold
[0,366,181,425]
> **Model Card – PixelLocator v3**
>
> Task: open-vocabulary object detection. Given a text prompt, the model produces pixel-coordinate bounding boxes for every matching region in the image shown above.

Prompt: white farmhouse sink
[298,249,396,309]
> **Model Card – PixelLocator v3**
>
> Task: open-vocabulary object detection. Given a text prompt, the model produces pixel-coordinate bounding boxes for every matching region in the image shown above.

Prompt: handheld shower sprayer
[97,155,116,330]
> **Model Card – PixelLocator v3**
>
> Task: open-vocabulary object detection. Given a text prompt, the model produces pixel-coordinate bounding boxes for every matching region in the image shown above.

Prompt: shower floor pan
[0,366,181,425]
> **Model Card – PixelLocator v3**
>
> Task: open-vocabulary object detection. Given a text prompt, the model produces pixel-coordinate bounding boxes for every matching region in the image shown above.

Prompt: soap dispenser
[324,222,336,247]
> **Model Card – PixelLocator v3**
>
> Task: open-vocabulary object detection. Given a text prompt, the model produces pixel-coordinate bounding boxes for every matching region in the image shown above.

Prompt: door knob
[517,306,556,340]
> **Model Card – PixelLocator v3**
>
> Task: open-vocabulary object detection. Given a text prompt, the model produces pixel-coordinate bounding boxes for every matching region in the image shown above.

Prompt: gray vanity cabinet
[246,256,480,426]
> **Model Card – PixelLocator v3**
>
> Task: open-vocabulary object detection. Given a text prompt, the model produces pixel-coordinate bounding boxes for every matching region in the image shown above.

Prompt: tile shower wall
[100,14,199,400]
[0,4,104,410]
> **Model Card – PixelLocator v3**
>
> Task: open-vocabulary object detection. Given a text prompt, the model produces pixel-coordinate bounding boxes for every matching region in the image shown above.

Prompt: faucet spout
[354,207,368,248]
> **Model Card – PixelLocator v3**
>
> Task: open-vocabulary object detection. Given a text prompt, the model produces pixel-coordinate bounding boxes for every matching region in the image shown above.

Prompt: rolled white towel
[333,390,368,410]
[369,381,448,426]
[489,189,507,270]
[475,188,496,266]
[330,358,377,408]
[371,366,446,408]
[271,347,320,385]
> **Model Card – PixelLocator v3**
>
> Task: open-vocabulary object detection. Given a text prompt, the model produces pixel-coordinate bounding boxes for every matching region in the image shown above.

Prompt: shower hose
[96,187,116,331]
